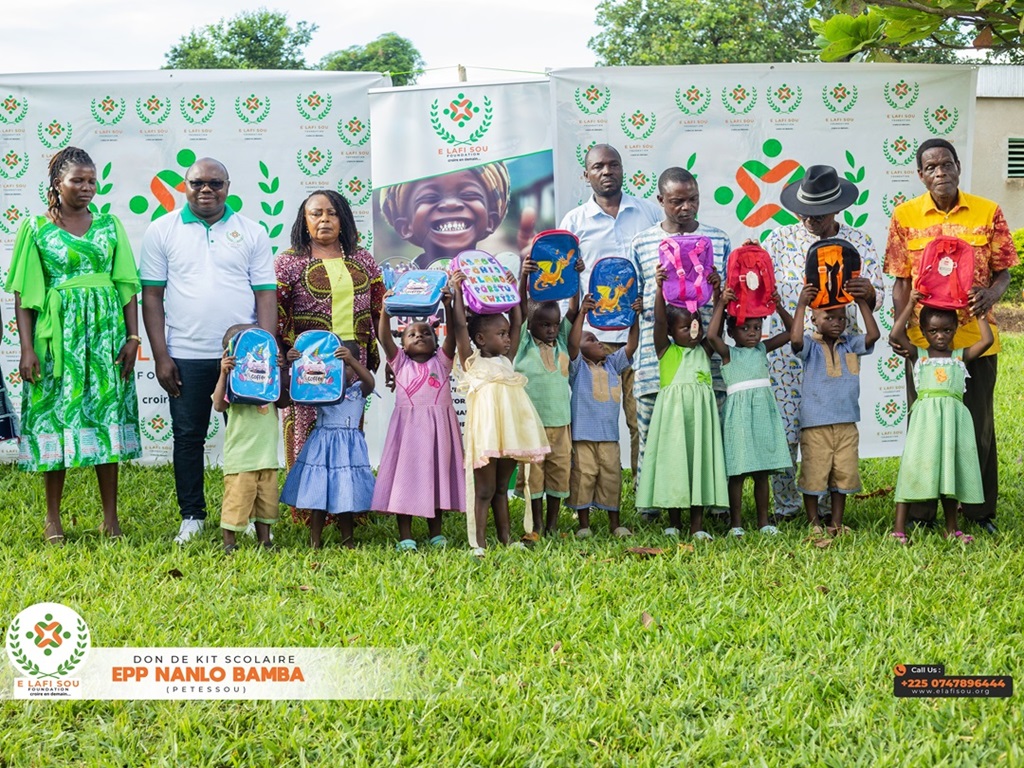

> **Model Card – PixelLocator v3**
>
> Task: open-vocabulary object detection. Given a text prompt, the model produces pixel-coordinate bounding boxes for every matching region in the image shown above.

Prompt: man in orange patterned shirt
[884,138,1018,533]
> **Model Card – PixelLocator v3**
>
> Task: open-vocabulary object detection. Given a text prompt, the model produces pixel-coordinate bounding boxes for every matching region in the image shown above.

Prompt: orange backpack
[804,238,861,309]
[726,244,776,323]
[914,236,974,310]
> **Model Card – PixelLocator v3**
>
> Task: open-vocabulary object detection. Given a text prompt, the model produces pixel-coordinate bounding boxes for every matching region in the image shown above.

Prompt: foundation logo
[822,83,858,113]
[0,150,29,181]
[883,135,918,167]
[623,170,656,199]
[713,139,803,240]
[877,352,906,383]
[340,176,372,206]
[206,413,221,441]
[0,203,29,236]
[620,109,656,140]
[875,397,908,428]
[6,602,91,680]
[234,94,271,124]
[0,94,28,124]
[296,146,333,177]
[878,304,896,332]
[141,414,173,443]
[766,84,803,115]
[37,119,72,150]
[129,149,243,221]
[135,95,171,126]
[2,316,20,345]
[180,94,216,125]
[430,92,493,146]
[90,96,127,126]
[885,79,920,111]
[575,141,597,168]
[338,116,371,147]
[574,85,611,115]
[296,90,333,121]
[675,85,711,116]
[358,229,373,251]
[6,369,20,387]
[882,191,909,218]
[924,105,959,136]
[722,85,757,116]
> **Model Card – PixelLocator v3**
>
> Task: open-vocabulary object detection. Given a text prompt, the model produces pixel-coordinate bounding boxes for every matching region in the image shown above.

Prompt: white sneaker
[243,522,256,537]
[174,519,205,545]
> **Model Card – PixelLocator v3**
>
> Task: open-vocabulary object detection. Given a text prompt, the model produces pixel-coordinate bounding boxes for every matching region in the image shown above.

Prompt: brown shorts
[797,423,861,495]
[516,425,572,500]
[567,440,622,511]
[221,468,280,531]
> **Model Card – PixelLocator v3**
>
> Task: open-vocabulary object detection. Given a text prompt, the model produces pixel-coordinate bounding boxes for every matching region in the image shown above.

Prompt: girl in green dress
[890,290,993,545]
[4,147,142,544]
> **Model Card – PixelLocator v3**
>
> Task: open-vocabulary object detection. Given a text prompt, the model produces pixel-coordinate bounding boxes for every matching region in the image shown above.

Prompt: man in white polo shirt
[559,144,661,478]
[140,157,276,544]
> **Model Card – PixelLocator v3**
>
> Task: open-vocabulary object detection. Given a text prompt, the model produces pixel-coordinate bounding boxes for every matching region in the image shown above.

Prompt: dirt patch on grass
[996,303,1024,333]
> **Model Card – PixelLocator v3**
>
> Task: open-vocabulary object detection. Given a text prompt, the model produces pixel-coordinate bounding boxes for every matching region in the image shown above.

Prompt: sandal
[759,525,779,536]
[521,531,541,544]
[946,530,974,544]
[575,527,593,539]
[428,535,448,548]
[827,524,852,537]
[728,527,745,538]
[612,526,633,538]
[663,527,680,537]
[45,521,65,546]
[692,530,714,542]
[396,539,418,552]
[470,546,486,558]
[890,531,910,546]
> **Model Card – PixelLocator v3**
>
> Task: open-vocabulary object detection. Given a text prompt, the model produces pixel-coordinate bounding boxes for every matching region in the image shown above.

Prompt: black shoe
[977,518,998,534]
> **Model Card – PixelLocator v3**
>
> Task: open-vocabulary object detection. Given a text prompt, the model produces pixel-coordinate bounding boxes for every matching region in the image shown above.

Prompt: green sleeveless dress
[720,343,791,476]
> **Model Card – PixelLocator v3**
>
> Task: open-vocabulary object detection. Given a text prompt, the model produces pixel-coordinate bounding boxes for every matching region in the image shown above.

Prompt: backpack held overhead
[804,238,861,310]
[914,236,975,310]
[448,250,520,315]
[588,257,638,331]
[726,244,776,323]
[289,330,344,406]
[528,230,580,302]
[658,235,715,312]
[226,328,280,406]
[384,270,447,318]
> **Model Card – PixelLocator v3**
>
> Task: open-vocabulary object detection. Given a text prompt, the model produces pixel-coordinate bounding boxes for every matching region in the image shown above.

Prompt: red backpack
[726,245,776,323]
[914,236,975,310]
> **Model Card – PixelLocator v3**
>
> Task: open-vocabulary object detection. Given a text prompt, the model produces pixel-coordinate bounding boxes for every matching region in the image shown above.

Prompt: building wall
[973,97,1024,229]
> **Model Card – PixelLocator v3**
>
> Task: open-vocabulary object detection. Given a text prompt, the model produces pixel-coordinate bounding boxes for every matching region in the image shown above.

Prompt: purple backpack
[658,235,715,312]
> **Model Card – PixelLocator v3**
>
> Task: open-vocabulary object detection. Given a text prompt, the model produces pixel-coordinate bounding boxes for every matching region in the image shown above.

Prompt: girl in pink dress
[372,287,465,550]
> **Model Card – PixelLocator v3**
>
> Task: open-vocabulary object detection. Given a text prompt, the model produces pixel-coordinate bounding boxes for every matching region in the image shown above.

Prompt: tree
[164,9,317,70]
[320,33,425,86]
[811,0,1023,63]
[589,0,817,65]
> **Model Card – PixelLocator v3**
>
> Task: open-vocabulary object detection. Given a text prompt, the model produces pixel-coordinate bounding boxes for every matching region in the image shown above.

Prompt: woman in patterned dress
[275,189,383,521]
[4,147,142,543]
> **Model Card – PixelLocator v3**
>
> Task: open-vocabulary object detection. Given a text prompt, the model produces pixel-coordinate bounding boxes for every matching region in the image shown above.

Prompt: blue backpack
[226,328,280,405]
[289,330,345,406]
[588,258,638,331]
[384,270,448,317]
[528,229,580,301]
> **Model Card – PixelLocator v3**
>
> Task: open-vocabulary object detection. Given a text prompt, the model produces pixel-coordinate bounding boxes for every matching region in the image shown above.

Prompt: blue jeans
[169,358,221,520]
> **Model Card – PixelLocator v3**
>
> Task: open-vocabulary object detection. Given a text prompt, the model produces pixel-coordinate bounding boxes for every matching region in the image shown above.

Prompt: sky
[0,0,601,85]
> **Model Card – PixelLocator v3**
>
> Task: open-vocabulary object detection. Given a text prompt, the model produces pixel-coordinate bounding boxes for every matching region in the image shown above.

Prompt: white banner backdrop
[0,69,386,465]
[549,64,977,458]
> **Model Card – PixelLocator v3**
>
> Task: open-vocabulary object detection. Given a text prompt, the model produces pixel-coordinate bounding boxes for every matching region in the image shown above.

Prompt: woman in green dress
[4,147,142,543]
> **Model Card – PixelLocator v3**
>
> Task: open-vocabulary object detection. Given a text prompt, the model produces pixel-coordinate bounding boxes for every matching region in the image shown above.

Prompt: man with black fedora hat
[763,164,885,523]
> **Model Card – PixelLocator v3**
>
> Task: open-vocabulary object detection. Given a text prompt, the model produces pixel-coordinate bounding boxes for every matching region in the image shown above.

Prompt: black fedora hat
[780,165,859,217]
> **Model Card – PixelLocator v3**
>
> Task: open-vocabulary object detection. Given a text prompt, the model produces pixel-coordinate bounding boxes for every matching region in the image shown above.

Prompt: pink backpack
[658,235,714,312]
[914,236,975,310]
[449,250,520,315]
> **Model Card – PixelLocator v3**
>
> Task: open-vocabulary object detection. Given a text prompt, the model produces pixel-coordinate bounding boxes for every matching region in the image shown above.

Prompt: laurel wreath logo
[36,120,72,150]
[234,94,271,124]
[882,192,909,218]
[574,85,611,115]
[884,80,920,111]
[358,229,373,251]
[879,304,896,332]
[575,141,597,168]
[766,84,803,115]
[674,86,711,116]
[135,96,171,126]
[141,415,173,443]
[722,85,757,116]
[1,316,19,345]
[877,353,906,383]
[841,150,869,228]
[296,90,333,121]
[339,176,372,207]
[924,105,959,136]
[180,95,216,125]
[90,96,126,126]
[620,109,657,140]
[0,150,29,180]
[338,116,371,147]
[0,95,28,124]
[822,83,858,114]
[623,170,657,199]
[430,94,493,146]
[0,204,28,236]
[874,398,908,428]
[7,616,88,679]
[296,147,333,177]
[883,135,918,167]
[206,413,221,441]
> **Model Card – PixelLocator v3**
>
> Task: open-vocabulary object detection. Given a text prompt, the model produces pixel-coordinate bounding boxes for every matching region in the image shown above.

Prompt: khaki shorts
[516,425,572,500]
[797,423,861,495]
[221,468,280,531]
[567,440,622,511]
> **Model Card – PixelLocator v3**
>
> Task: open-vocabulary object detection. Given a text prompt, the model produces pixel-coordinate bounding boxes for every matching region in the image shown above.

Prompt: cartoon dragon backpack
[914,236,975,310]
[528,229,580,301]
[804,238,861,309]
[226,328,280,406]
[658,235,715,311]
[289,330,344,406]
[588,257,638,331]
[726,244,776,323]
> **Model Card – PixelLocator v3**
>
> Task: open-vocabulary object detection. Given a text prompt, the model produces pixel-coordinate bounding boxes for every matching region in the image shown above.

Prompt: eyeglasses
[187,179,227,191]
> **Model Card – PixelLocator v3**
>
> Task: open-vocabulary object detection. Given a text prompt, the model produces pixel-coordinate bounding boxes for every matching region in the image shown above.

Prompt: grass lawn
[1,337,1023,767]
